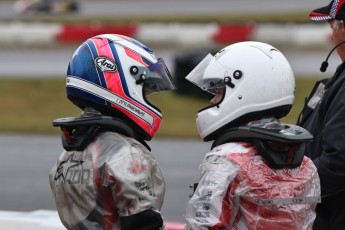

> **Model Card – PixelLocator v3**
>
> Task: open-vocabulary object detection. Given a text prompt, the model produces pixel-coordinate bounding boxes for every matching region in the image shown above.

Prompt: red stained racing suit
[185,142,320,230]
[49,131,166,230]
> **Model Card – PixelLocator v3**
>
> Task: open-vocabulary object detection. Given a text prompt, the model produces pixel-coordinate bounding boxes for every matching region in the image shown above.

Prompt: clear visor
[185,53,225,95]
[138,58,176,96]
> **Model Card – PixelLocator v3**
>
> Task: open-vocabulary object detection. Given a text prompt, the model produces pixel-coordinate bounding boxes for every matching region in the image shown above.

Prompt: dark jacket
[298,62,345,229]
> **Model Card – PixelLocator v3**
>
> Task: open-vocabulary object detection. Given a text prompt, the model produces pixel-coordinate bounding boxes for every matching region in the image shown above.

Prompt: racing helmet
[66,34,176,140]
[186,41,295,141]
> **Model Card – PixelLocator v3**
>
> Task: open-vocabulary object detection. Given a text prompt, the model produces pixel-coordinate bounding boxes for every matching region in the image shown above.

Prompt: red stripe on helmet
[125,48,148,66]
[91,37,122,94]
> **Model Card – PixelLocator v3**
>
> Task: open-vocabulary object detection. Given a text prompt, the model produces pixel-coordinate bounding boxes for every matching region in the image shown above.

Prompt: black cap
[309,0,345,21]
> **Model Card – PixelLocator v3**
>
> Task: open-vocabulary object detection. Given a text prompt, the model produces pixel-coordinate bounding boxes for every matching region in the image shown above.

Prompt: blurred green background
[0,76,320,138]
[0,1,327,139]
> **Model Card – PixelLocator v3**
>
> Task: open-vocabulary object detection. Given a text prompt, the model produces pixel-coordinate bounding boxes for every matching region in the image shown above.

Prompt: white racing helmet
[186,41,295,141]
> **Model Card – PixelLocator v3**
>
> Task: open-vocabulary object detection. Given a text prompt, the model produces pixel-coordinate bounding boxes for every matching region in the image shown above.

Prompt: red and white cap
[309,0,345,21]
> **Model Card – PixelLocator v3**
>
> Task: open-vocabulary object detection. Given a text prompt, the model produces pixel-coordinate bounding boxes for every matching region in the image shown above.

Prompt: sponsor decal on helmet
[115,98,147,119]
[95,57,117,72]
[66,77,155,127]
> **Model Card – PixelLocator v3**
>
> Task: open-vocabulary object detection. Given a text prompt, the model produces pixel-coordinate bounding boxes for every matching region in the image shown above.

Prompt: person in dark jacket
[298,0,345,229]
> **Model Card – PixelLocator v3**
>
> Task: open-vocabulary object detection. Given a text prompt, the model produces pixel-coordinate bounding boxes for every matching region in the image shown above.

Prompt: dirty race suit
[185,122,320,230]
[49,121,166,230]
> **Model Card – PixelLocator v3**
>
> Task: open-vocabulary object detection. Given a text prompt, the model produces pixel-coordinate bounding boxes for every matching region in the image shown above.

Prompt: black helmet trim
[66,76,156,127]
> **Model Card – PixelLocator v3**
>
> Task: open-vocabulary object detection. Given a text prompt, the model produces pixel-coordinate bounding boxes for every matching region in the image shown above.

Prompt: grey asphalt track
[0,133,209,222]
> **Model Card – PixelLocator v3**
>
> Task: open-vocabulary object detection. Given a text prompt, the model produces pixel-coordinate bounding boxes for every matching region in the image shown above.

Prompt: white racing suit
[49,131,166,230]
[185,142,321,230]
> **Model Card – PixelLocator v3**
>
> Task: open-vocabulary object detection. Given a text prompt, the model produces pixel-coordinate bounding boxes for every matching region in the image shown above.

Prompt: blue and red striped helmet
[66,34,176,140]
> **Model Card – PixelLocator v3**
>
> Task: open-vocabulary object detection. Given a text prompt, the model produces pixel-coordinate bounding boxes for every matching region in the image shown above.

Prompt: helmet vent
[233,70,243,79]
[130,66,139,75]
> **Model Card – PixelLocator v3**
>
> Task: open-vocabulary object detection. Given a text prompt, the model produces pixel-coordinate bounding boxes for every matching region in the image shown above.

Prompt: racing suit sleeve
[98,135,166,230]
[185,153,240,230]
[315,81,345,196]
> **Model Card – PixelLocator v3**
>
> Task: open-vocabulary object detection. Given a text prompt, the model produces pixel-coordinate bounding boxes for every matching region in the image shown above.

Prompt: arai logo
[95,57,117,72]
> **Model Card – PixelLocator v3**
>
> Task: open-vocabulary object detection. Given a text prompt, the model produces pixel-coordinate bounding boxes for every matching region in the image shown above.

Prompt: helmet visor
[185,53,225,95]
[144,58,176,96]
